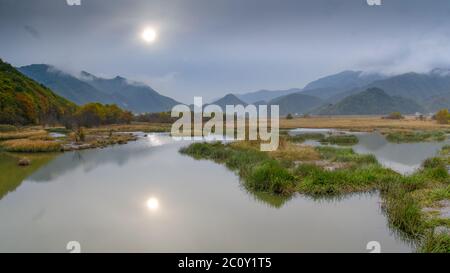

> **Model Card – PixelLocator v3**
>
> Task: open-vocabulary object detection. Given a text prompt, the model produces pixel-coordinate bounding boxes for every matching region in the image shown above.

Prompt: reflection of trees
[29,141,151,182]
[0,153,57,200]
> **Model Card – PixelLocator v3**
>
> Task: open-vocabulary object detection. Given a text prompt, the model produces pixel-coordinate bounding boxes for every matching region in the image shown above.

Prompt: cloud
[358,29,450,75]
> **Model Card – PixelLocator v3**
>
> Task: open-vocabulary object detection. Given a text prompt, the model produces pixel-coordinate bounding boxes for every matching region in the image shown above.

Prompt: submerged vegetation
[180,138,450,252]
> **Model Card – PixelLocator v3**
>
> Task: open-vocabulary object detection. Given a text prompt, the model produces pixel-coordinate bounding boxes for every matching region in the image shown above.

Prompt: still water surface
[0,133,426,252]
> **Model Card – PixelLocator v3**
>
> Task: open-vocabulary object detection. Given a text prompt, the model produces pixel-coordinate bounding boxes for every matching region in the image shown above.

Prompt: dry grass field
[279,116,450,132]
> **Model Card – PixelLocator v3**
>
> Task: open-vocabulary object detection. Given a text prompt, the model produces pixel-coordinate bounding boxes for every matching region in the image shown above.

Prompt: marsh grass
[319,134,359,145]
[420,232,450,253]
[0,139,62,152]
[0,124,18,132]
[315,146,378,165]
[385,131,447,143]
[288,133,325,143]
[0,130,48,141]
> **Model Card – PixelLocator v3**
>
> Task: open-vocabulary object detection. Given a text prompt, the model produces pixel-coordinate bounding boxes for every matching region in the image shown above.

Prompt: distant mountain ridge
[317,88,424,115]
[211,94,247,109]
[18,64,180,113]
[235,88,301,104]
[303,70,386,92]
[79,71,179,113]
[268,93,323,116]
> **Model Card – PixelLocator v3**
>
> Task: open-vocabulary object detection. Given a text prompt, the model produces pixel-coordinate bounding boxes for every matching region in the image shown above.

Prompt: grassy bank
[0,139,62,152]
[180,140,450,252]
[0,122,170,154]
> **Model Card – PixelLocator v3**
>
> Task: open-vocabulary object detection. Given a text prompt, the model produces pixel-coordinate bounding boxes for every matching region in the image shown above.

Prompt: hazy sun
[146,197,159,210]
[142,28,157,44]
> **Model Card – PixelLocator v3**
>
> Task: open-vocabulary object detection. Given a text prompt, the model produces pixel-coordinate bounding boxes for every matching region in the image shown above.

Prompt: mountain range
[223,69,450,116]
[316,88,424,115]
[18,64,180,113]
[9,59,450,117]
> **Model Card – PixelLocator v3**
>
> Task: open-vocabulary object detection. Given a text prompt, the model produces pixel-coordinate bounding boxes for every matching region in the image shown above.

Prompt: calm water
[291,129,449,174]
[0,133,415,252]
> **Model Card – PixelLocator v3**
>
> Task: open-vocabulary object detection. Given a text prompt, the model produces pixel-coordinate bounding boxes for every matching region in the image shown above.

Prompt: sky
[1,0,450,103]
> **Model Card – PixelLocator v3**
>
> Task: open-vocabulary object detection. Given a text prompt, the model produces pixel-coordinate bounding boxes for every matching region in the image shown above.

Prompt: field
[279,116,450,132]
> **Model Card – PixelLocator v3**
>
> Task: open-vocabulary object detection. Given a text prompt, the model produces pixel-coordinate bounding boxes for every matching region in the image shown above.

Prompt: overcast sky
[1,0,450,102]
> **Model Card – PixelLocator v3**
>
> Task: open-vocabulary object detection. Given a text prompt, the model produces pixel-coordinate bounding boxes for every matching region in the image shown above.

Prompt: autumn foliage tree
[72,103,133,128]
[434,109,450,124]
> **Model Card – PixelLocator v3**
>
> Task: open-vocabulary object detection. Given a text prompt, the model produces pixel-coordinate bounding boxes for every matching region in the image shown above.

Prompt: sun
[142,28,157,44]
[146,197,159,211]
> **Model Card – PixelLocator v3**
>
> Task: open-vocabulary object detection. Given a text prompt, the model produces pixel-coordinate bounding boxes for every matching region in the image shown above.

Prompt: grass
[279,116,450,131]
[420,232,450,253]
[315,146,377,164]
[0,130,48,140]
[180,140,450,252]
[288,133,325,143]
[86,122,171,134]
[0,124,17,132]
[0,139,62,152]
[385,131,447,143]
[288,133,359,146]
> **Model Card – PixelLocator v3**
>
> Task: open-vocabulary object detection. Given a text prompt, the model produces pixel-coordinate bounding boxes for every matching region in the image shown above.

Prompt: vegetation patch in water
[385,131,447,143]
[288,133,325,143]
[319,134,359,146]
[180,140,450,252]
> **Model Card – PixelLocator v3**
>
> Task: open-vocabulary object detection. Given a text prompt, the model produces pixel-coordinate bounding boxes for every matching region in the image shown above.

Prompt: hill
[18,65,180,113]
[235,88,301,104]
[211,94,247,109]
[317,88,424,115]
[80,71,180,113]
[302,70,385,98]
[268,93,323,116]
[0,59,75,125]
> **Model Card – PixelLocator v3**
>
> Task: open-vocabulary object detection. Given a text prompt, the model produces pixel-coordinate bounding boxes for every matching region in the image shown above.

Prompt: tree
[386,112,404,120]
[286,113,294,120]
[435,109,450,124]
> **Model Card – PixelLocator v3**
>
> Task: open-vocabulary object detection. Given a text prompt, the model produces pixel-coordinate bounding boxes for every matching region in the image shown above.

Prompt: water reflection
[0,152,57,200]
[30,134,174,183]
[353,133,448,174]
[290,129,448,175]
[0,133,413,252]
